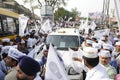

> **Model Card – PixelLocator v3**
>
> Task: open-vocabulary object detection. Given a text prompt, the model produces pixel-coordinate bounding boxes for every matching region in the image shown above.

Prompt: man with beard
[16,56,42,80]
[99,50,117,79]
[82,47,110,80]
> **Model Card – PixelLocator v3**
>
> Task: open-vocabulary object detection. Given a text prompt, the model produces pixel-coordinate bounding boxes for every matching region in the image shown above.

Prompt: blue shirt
[39,55,47,66]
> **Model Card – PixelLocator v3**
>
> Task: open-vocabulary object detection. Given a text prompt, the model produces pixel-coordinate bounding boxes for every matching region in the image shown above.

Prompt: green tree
[54,7,80,21]
[54,7,70,21]
[44,0,66,10]
[23,0,67,10]
[71,8,81,20]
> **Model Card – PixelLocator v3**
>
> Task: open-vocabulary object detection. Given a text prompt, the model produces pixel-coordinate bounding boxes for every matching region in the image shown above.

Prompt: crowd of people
[0,25,120,80]
[72,28,120,80]
[0,29,46,80]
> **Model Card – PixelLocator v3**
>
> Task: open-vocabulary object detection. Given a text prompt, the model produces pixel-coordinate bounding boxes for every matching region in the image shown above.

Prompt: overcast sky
[65,0,114,17]
[15,0,114,17]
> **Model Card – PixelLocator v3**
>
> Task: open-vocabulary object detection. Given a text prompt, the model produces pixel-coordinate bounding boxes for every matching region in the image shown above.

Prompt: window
[7,17,16,34]
[0,16,2,34]
[46,35,79,50]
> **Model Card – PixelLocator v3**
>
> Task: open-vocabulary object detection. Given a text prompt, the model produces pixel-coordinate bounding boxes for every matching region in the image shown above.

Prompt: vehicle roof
[0,8,19,18]
[48,28,80,36]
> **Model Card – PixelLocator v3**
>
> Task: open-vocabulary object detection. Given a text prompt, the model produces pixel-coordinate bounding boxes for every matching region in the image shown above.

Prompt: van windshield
[46,35,79,50]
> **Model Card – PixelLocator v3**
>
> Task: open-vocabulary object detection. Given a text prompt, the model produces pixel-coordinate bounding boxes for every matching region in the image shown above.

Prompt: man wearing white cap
[17,40,29,55]
[91,36,101,50]
[85,39,93,47]
[0,39,11,74]
[27,34,37,52]
[98,35,112,47]
[1,38,10,46]
[83,47,110,80]
[114,41,120,73]
[107,41,120,74]
[81,36,90,48]
[99,50,117,79]
[102,44,114,53]
[0,46,12,76]
[82,39,93,50]
[4,47,25,80]
[103,34,112,45]
[113,41,120,58]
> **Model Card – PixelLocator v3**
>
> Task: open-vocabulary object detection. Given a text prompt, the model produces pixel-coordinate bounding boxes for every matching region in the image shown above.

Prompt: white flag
[83,18,90,34]
[83,18,89,29]
[41,19,52,34]
[45,44,69,80]
[79,20,84,30]
[77,48,84,59]
[19,14,29,36]
[27,43,44,59]
[67,17,72,22]
[61,48,73,67]
[90,21,96,30]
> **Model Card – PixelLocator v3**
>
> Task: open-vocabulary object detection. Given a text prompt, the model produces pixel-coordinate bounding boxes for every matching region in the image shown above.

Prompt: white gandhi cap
[83,47,98,58]
[115,41,120,46]
[86,40,93,45]
[2,38,10,42]
[8,47,26,61]
[98,50,111,57]
[103,44,114,51]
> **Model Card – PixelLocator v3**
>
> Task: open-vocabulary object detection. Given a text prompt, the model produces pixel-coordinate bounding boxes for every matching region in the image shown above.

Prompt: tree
[23,0,67,10]
[54,7,70,21]
[22,0,67,19]
[23,0,42,19]
[71,8,81,20]
[54,7,80,21]
[44,0,66,10]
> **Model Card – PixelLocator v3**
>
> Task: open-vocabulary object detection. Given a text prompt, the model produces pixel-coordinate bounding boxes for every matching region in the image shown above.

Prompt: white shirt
[27,38,37,48]
[85,64,110,80]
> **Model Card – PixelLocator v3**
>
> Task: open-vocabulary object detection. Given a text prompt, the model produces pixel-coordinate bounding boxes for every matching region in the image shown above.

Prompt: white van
[46,28,81,51]
[45,28,83,80]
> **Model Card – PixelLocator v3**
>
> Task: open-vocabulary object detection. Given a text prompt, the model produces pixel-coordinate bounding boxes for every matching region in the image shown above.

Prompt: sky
[15,0,114,17]
[65,0,103,17]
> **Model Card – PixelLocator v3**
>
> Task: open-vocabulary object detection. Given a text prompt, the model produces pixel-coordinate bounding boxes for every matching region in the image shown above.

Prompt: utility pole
[102,0,110,29]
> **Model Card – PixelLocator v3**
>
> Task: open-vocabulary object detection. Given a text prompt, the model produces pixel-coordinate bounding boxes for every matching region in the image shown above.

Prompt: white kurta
[85,64,110,80]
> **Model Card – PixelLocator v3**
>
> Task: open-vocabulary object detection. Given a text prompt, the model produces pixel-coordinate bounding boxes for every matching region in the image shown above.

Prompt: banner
[19,14,29,36]
[45,44,69,80]
[94,29,110,39]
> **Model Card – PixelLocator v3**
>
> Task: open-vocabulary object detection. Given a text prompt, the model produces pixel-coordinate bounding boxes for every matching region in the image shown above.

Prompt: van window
[46,35,79,50]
